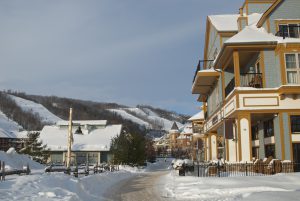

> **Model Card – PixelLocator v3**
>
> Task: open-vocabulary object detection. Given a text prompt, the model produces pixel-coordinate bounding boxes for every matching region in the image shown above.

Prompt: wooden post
[26,163,30,175]
[66,108,73,172]
[2,161,5,181]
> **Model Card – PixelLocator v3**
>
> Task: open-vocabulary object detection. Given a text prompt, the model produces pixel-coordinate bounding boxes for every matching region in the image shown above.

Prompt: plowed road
[103,171,171,201]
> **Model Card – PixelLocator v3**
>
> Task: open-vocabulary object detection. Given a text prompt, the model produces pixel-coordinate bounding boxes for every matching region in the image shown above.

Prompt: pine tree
[110,131,146,166]
[20,132,49,164]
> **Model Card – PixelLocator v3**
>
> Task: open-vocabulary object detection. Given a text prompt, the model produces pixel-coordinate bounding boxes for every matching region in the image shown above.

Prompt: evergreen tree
[110,131,146,166]
[20,132,49,164]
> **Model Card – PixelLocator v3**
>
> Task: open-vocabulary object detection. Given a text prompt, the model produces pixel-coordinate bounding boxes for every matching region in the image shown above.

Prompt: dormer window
[278,24,300,38]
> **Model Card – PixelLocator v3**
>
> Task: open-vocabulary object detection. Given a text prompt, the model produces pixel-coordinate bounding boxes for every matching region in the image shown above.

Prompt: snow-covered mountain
[108,107,183,130]
[0,111,24,139]
[0,92,189,135]
[8,95,62,124]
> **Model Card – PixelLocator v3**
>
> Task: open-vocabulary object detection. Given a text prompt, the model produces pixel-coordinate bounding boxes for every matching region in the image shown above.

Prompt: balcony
[225,73,263,97]
[240,73,263,88]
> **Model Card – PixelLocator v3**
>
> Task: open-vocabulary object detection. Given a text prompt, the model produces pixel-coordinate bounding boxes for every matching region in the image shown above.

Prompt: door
[293,143,300,171]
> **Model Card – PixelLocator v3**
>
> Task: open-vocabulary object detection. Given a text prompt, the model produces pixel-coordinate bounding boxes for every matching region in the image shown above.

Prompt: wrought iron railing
[240,73,263,88]
[275,25,300,39]
[192,60,215,83]
[187,161,300,177]
[225,78,235,97]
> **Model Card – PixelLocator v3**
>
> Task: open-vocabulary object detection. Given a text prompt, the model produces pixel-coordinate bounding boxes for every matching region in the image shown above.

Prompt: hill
[0,91,189,136]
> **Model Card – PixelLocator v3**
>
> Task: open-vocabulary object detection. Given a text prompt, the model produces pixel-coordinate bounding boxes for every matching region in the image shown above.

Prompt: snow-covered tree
[20,132,49,164]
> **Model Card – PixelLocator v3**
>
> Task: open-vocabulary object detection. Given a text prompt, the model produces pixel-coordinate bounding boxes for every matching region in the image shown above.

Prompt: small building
[0,130,27,152]
[40,120,122,165]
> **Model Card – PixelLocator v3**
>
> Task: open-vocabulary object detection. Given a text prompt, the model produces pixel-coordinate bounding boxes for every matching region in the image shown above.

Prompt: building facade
[40,120,122,165]
[192,0,300,162]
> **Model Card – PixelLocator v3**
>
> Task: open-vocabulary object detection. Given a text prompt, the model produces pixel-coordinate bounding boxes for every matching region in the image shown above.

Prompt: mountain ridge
[0,91,190,136]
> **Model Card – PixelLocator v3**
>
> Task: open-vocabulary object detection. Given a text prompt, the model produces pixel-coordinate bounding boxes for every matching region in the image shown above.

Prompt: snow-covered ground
[8,95,62,124]
[163,171,300,200]
[2,153,299,201]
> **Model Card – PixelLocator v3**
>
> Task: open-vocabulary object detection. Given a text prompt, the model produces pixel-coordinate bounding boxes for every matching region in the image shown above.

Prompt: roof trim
[257,0,283,28]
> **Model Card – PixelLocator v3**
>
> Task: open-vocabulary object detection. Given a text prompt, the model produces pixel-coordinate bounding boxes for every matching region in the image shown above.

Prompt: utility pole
[66,108,73,173]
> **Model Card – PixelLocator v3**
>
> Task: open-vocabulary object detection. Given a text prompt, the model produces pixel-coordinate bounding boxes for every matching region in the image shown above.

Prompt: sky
[0,0,243,115]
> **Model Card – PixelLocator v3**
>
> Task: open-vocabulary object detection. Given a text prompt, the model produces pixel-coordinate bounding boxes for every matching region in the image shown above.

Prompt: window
[285,53,300,84]
[251,125,259,141]
[278,24,300,38]
[252,147,259,159]
[265,144,276,158]
[291,116,300,133]
[264,119,274,138]
[216,136,224,159]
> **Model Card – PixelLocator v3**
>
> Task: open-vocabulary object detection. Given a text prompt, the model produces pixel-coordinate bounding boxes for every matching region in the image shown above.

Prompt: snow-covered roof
[208,14,239,32]
[56,120,107,126]
[0,129,27,139]
[188,111,204,121]
[225,25,278,44]
[40,124,122,151]
[179,123,193,134]
[208,13,263,32]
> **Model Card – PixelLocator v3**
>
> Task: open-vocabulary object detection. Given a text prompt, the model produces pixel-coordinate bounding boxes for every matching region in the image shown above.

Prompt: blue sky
[0,0,243,115]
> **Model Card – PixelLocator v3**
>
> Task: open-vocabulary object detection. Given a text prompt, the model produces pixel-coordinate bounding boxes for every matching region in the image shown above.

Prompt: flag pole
[66,107,73,172]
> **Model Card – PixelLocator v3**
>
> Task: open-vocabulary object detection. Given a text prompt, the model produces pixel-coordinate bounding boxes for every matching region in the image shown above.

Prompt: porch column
[274,114,284,160]
[211,134,217,160]
[237,113,252,162]
[233,51,241,87]
[258,123,265,159]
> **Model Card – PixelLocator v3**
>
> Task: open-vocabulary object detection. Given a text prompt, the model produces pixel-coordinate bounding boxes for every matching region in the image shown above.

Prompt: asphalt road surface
[103,170,171,201]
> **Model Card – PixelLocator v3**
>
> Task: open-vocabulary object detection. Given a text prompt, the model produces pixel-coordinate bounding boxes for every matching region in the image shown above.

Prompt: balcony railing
[225,73,262,97]
[240,73,263,88]
[275,25,300,39]
[225,78,235,97]
[193,60,215,83]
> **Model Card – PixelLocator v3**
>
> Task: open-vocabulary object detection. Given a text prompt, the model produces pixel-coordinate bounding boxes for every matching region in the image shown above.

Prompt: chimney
[237,7,248,32]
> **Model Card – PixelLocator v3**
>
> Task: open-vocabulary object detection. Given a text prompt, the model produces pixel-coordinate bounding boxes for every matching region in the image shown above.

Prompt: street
[103,170,171,201]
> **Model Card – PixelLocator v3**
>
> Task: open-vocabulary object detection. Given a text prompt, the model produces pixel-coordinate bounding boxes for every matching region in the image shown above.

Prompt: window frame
[265,144,276,158]
[278,23,300,38]
[264,118,274,138]
[291,115,300,134]
[284,53,300,84]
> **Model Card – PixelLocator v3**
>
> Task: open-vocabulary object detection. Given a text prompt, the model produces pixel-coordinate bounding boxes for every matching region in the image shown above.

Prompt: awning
[192,69,220,94]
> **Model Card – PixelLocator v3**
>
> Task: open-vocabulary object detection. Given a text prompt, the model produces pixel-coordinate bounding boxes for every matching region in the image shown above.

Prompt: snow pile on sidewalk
[162,172,300,200]
[0,169,134,201]
[0,148,44,170]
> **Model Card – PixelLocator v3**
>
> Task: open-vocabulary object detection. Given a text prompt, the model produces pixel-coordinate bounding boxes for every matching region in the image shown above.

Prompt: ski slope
[108,107,183,130]
[9,95,62,124]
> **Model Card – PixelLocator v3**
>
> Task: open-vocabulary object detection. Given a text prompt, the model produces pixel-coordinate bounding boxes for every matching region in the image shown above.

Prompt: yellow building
[192,0,300,163]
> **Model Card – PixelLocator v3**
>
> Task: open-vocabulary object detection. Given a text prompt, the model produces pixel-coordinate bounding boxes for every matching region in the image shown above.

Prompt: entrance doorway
[293,143,300,171]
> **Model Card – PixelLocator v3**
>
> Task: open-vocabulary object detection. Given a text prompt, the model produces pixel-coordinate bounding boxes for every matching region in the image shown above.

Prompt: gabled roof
[57,120,107,126]
[208,14,239,32]
[225,25,278,45]
[170,122,179,130]
[188,111,204,121]
[208,13,263,33]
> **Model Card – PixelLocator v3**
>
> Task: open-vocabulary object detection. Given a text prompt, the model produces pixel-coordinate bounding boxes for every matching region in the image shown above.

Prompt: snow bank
[162,172,300,200]
[0,148,44,170]
[0,169,135,201]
